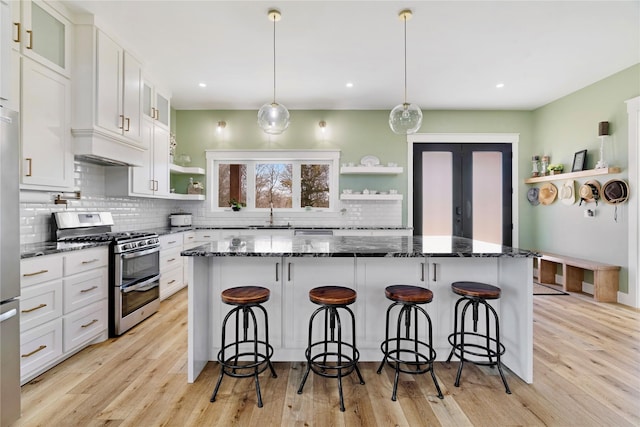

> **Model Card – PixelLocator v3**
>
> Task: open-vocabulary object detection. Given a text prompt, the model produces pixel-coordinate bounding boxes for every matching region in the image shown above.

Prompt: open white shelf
[524,167,621,184]
[340,166,403,175]
[168,193,205,201]
[340,194,403,201]
[169,164,205,175]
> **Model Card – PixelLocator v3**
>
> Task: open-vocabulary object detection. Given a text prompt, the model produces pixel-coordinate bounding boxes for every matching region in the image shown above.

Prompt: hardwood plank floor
[15,288,640,426]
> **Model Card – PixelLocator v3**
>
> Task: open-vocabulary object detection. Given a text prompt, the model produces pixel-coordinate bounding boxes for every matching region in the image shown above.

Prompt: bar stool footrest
[379,338,437,375]
[448,331,505,364]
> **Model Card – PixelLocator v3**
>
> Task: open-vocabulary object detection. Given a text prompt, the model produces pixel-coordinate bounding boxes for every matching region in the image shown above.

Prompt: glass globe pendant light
[258,9,290,135]
[389,9,422,135]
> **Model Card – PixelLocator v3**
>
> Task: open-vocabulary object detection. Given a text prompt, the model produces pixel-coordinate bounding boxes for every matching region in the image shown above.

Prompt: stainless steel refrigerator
[0,105,20,426]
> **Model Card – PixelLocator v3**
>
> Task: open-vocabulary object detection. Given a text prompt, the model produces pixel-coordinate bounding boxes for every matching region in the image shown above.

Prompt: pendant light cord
[272,16,277,104]
[403,13,407,105]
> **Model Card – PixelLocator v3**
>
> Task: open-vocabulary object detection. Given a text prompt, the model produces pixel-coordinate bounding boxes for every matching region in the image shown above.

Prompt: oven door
[119,247,160,288]
[113,246,160,335]
[120,274,160,318]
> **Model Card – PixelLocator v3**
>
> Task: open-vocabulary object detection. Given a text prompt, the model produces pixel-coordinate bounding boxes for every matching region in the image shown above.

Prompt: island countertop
[182,235,537,258]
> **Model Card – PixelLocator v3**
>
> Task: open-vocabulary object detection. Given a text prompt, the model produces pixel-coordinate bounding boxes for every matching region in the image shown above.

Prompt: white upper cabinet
[130,117,169,197]
[142,75,170,130]
[20,56,73,190]
[72,23,146,166]
[95,30,143,144]
[11,0,71,78]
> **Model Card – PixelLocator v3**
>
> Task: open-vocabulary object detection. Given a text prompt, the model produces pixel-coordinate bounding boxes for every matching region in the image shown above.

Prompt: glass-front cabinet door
[142,77,170,129]
[17,1,71,77]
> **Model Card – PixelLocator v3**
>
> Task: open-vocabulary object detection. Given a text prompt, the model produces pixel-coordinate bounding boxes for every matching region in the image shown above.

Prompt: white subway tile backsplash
[20,160,403,244]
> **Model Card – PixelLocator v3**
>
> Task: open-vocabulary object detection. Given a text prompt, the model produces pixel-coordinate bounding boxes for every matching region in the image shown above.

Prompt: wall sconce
[319,120,327,133]
[217,120,227,133]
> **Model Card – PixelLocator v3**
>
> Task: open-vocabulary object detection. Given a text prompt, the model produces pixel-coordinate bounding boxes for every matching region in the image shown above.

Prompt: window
[206,150,340,211]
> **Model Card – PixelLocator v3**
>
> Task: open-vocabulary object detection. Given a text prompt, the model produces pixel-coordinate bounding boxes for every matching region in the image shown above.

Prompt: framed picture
[571,149,587,172]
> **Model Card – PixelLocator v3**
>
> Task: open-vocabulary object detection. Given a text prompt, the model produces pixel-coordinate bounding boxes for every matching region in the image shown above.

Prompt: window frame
[206,149,340,212]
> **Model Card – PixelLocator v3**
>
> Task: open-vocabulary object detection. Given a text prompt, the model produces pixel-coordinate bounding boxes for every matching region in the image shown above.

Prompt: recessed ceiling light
[199,82,207,88]
[346,82,354,88]
[496,83,505,89]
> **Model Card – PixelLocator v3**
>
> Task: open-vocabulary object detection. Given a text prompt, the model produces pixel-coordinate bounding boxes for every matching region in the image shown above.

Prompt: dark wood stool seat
[309,285,356,306]
[385,284,433,304]
[377,284,443,401]
[211,286,277,408]
[451,281,500,299]
[447,281,510,394]
[298,285,364,412]
[221,286,270,305]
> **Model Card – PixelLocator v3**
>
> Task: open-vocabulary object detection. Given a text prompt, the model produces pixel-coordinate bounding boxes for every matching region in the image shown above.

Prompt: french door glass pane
[300,164,330,208]
[422,151,452,236]
[472,151,502,244]
[218,163,247,208]
[255,163,292,208]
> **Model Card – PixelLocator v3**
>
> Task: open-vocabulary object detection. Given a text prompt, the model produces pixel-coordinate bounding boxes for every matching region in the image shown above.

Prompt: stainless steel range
[52,212,160,336]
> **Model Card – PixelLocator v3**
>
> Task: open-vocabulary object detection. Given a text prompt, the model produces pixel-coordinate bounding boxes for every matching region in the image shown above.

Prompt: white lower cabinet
[159,234,184,300]
[281,257,355,351]
[426,257,499,353]
[213,257,283,348]
[63,300,107,352]
[19,247,108,384]
[357,257,427,349]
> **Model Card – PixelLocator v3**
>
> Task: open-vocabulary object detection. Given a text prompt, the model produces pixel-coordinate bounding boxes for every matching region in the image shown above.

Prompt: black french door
[413,143,512,246]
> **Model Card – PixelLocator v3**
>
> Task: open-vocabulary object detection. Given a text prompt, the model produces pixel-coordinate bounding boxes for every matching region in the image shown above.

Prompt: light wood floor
[15,288,640,426]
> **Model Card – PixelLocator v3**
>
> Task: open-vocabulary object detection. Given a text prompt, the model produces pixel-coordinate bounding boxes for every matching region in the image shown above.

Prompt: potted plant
[230,199,243,211]
[547,164,564,175]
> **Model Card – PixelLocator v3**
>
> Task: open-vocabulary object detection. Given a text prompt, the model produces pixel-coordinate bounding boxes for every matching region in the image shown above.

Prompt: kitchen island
[182,235,535,384]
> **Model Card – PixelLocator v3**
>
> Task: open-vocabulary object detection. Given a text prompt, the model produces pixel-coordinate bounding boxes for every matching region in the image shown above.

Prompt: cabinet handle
[275,262,279,281]
[168,241,177,244]
[167,258,176,262]
[149,180,154,191]
[80,285,98,293]
[81,319,98,328]
[22,345,46,358]
[188,236,194,240]
[154,180,158,191]
[119,114,125,129]
[288,262,292,282]
[13,22,20,43]
[23,269,48,277]
[125,117,130,132]
[81,259,99,264]
[21,303,47,313]
[25,158,32,177]
[203,235,211,238]
[151,107,156,119]
[168,279,176,284]
[26,29,33,49]
[432,263,437,282]
[421,262,425,282]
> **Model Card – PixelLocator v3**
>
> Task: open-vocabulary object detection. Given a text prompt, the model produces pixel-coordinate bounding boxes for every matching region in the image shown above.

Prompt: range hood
[72,128,145,167]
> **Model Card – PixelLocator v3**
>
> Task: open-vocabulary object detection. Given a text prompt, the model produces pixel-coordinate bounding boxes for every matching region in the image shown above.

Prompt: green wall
[174,109,533,234]
[172,63,639,293]
[530,64,640,293]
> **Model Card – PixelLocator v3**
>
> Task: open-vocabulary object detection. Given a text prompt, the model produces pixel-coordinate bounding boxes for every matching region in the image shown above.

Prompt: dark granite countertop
[182,235,537,258]
[21,241,110,259]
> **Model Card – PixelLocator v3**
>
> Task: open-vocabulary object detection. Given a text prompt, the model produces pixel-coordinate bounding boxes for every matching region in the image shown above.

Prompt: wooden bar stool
[210,286,277,408]
[446,281,511,394]
[377,285,443,401]
[297,285,365,412]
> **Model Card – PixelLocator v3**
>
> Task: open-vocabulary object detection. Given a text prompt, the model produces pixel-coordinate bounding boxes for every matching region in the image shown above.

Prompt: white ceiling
[61,1,640,111]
